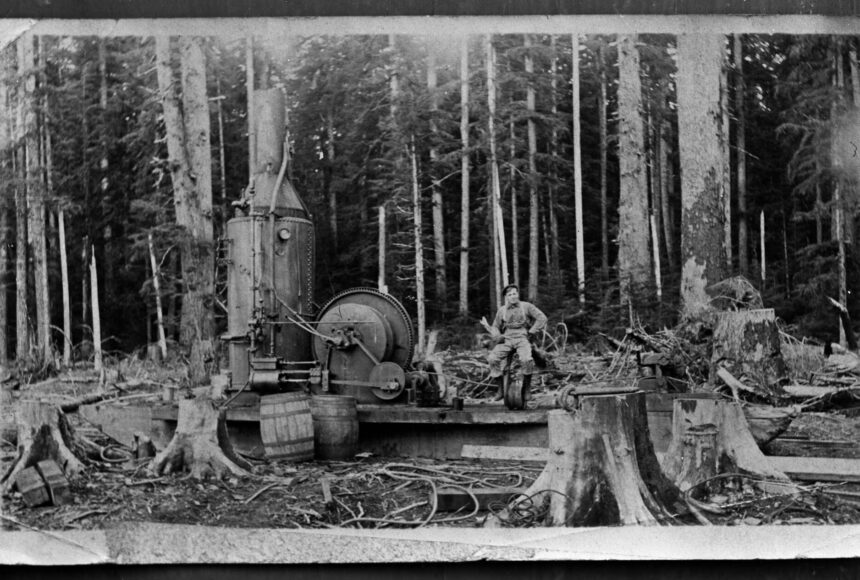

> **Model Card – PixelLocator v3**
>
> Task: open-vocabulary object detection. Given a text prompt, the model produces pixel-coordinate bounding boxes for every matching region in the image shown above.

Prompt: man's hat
[502,283,519,296]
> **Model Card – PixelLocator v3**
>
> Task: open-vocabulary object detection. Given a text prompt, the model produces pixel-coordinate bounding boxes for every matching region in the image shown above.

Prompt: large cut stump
[148,398,251,479]
[710,309,786,398]
[1,401,86,494]
[491,392,678,527]
[661,397,790,487]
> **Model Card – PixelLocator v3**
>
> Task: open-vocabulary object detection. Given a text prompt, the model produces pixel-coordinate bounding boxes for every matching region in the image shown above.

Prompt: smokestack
[250,88,307,218]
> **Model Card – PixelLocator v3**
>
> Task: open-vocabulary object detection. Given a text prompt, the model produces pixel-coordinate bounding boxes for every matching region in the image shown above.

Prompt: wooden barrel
[311,395,359,460]
[259,392,314,461]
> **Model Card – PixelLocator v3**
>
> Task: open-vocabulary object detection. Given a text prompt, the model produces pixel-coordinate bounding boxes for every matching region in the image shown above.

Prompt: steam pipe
[267,138,290,356]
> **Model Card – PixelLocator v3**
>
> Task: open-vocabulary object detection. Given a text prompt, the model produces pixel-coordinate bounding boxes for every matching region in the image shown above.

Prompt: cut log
[709,309,787,399]
[489,392,678,527]
[147,397,251,479]
[661,397,790,485]
[1,401,87,494]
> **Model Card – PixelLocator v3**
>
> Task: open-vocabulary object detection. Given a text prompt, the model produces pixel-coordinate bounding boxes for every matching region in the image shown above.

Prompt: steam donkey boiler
[223,89,416,404]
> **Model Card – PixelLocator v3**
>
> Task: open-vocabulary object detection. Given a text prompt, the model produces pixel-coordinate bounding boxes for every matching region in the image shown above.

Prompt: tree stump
[491,392,678,527]
[661,397,790,486]
[1,401,86,494]
[148,397,251,479]
[666,425,719,492]
[710,308,786,398]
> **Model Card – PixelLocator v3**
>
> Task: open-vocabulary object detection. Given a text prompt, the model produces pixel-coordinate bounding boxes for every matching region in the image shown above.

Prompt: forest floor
[2,339,860,532]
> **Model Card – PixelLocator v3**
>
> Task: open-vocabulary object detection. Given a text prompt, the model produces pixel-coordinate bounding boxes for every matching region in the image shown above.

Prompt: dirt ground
[3,345,860,532]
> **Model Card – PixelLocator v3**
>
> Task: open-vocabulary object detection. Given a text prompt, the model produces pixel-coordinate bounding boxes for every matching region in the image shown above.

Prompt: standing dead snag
[148,397,251,479]
[1,401,86,494]
[661,397,791,487]
[490,392,678,527]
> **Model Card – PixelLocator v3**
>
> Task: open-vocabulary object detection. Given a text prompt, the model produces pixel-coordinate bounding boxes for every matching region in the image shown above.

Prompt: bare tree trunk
[325,108,338,250]
[89,250,102,373]
[80,57,90,341]
[525,35,539,302]
[721,40,732,272]
[659,123,676,274]
[14,38,29,361]
[598,41,609,284]
[486,36,507,307]
[378,205,386,292]
[410,136,426,355]
[0,49,11,364]
[548,36,561,292]
[509,115,519,289]
[426,50,446,305]
[58,210,70,366]
[651,119,665,275]
[617,34,651,307]
[458,36,470,317]
[98,38,113,302]
[156,36,216,385]
[213,81,227,207]
[832,39,848,345]
[735,34,749,277]
[677,33,728,318]
[21,34,50,362]
[148,233,168,360]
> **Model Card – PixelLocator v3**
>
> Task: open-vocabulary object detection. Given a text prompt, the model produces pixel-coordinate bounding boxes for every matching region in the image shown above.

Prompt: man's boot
[520,373,533,405]
[491,376,505,401]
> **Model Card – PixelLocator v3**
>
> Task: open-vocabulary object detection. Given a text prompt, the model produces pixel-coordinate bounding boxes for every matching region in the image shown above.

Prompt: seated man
[487,284,547,402]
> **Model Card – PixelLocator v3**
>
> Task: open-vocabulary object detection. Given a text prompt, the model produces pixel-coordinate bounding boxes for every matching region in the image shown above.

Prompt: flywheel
[312,287,414,403]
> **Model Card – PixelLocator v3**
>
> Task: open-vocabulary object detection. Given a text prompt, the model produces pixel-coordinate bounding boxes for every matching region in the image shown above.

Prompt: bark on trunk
[428,49,446,304]
[99,38,113,302]
[509,115,519,288]
[0,49,11,364]
[662,397,791,484]
[22,33,51,362]
[411,137,426,355]
[458,37,470,317]
[710,308,787,397]
[1,401,86,494]
[677,33,727,318]
[14,36,30,361]
[617,34,651,307]
[598,41,609,283]
[659,124,676,274]
[734,34,748,276]
[486,36,506,307]
[721,44,732,271]
[147,398,251,479]
[491,393,678,527]
[156,36,216,385]
[525,35,539,302]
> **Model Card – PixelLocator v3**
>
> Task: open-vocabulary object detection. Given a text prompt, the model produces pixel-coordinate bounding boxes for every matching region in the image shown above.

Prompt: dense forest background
[1,32,858,369]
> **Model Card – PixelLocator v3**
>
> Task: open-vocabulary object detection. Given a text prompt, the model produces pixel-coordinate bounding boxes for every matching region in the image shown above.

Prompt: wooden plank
[357,405,547,425]
[79,403,153,448]
[766,438,860,459]
[767,456,860,483]
[436,487,527,512]
[460,444,547,462]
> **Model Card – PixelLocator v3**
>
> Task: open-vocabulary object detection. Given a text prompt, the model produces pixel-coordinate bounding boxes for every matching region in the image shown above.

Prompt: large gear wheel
[312,287,414,403]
